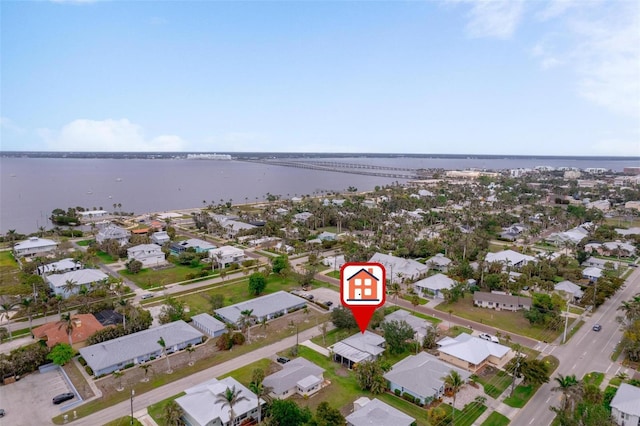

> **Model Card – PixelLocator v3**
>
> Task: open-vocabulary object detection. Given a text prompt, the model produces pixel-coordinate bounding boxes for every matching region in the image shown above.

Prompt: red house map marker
[340,262,386,333]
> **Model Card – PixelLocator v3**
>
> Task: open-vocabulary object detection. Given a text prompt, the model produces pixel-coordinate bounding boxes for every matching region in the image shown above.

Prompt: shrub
[394,389,402,396]
[78,357,87,366]
[85,366,94,376]
[124,363,134,369]
[402,393,416,404]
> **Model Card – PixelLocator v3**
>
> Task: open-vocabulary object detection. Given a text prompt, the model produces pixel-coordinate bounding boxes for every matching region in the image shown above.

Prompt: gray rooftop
[384,310,433,340]
[330,331,385,363]
[79,320,203,373]
[47,269,109,289]
[190,313,227,335]
[555,281,584,298]
[369,252,428,279]
[215,291,306,324]
[37,258,81,275]
[611,383,640,417]
[384,352,470,398]
[473,292,532,308]
[263,357,324,395]
[414,273,455,291]
[437,333,510,365]
[14,237,57,251]
[345,398,414,426]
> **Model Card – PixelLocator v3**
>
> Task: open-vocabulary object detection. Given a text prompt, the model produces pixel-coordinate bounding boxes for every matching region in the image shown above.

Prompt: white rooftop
[611,383,640,418]
[14,237,57,250]
[437,333,510,365]
[47,269,109,289]
[485,250,536,266]
[345,398,414,426]
[414,273,455,291]
[263,357,324,395]
[37,258,81,275]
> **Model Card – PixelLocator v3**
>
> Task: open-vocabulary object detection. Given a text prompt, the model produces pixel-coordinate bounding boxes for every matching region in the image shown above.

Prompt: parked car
[325,301,333,307]
[52,393,75,405]
[593,324,602,332]
[478,333,500,343]
[0,408,5,417]
[141,293,154,300]
[276,356,290,364]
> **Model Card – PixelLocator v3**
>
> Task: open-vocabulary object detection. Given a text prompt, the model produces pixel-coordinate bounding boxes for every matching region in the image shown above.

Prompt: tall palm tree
[239,309,256,342]
[215,386,248,426]
[112,370,124,391]
[58,313,77,346]
[116,298,131,329]
[443,370,465,424]
[248,381,271,424]
[157,337,172,373]
[185,346,195,366]
[0,300,18,340]
[62,279,77,297]
[164,400,184,426]
[139,364,153,382]
[20,297,35,333]
[552,374,580,412]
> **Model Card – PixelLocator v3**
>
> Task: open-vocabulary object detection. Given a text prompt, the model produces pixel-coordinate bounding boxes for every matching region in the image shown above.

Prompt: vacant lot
[0,250,27,295]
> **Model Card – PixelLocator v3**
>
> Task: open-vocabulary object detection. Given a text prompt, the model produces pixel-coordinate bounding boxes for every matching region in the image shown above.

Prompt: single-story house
[79,320,204,377]
[414,273,456,299]
[190,313,227,337]
[36,258,82,275]
[176,377,264,426]
[263,357,326,400]
[610,383,640,426]
[317,231,337,241]
[437,333,511,372]
[583,256,620,270]
[13,237,58,258]
[384,352,471,405]
[601,241,637,257]
[32,314,105,348]
[322,255,346,271]
[96,224,131,246]
[209,246,246,268]
[545,222,593,246]
[473,292,532,312]
[78,210,109,220]
[127,244,166,268]
[384,309,434,342]
[46,269,110,298]
[294,212,314,223]
[616,227,640,236]
[329,330,386,369]
[485,250,536,268]
[215,291,306,325]
[169,238,216,255]
[151,231,170,245]
[346,397,414,426]
[583,267,603,282]
[425,254,452,272]
[554,281,584,302]
[369,252,428,282]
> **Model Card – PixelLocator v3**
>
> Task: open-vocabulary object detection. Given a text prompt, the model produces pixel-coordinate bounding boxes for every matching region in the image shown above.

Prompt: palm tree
[186,346,195,366]
[389,283,402,301]
[112,370,124,391]
[20,297,35,333]
[157,337,172,373]
[58,313,77,346]
[215,386,248,426]
[443,370,465,424]
[239,309,256,342]
[62,279,77,297]
[0,300,18,340]
[116,298,131,329]
[552,374,580,412]
[164,400,184,426]
[139,364,153,382]
[248,381,271,423]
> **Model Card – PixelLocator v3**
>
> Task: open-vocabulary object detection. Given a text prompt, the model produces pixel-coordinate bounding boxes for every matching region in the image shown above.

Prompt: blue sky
[1,0,639,155]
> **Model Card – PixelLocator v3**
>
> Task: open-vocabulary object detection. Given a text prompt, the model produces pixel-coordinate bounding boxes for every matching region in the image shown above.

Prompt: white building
[151,231,170,245]
[46,269,110,298]
[414,273,456,299]
[346,398,414,426]
[127,244,166,268]
[610,383,640,426]
[96,225,131,246]
[485,250,536,268]
[209,246,246,268]
[369,252,428,282]
[36,258,82,275]
[13,237,58,258]
[263,357,325,400]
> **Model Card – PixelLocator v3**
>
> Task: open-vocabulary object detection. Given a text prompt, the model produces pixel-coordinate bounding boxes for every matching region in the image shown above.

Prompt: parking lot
[307,287,341,309]
[0,367,77,425]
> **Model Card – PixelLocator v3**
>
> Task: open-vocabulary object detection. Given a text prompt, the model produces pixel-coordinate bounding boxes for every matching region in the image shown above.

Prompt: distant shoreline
[1,151,639,161]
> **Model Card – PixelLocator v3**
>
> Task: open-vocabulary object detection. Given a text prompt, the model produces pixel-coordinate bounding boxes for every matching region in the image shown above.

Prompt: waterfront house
[13,237,58,258]
[127,244,166,268]
[96,225,131,246]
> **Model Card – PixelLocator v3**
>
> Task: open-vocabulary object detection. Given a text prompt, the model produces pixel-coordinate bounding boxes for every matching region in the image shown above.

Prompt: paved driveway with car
[0,367,76,425]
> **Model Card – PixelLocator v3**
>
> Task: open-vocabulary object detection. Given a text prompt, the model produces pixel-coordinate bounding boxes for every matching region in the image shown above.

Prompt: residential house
[215,291,306,325]
[500,224,527,241]
[96,225,131,246]
[384,309,434,342]
[220,219,257,238]
[610,383,640,426]
[77,210,109,220]
[601,242,637,257]
[473,292,532,311]
[294,211,314,224]
[151,231,170,245]
[583,267,603,282]
[36,258,82,275]
[32,314,104,348]
[127,244,166,268]
[485,250,536,269]
[546,223,593,246]
[414,273,456,299]
[346,398,414,426]
[46,269,110,298]
[317,231,336,241]
[369,252,428,282]
[384,352,471,405]
[322,255,345,271]
[209,246,246,269]
[263,357,326,400]
[79,320,204,376]
[437,333,511,372]
[345,267,381,301]
[554,281,584,302]
[169,238,216,255]
[13,237,58,258]
[583,256,620,270]
[190,313,227,338]
[425,253,452,272]
[329,330,386,369]
[176,377,263,426]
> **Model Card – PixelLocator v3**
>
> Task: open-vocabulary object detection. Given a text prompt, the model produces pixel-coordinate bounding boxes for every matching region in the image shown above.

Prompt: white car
[478,333,500,343]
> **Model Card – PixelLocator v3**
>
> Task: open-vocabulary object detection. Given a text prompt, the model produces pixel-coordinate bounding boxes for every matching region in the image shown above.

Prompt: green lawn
[103,417,143,426]
[147,393,186,426]
[564,320,584,343]
[446,325,473,337]
[76,239,93,246]
[402,294,428,305]
[96,251,119,264]
[410,310,442,324]
[326,270,341,279]
[436,294,566,341]
[219,358,274,386]
[503,385,535,408]
[474,370,512,398]
[482,411,510,426]
[0,250,27,295]
[121,263,213,288]
[454,402,488,426]
[583,372,605,387]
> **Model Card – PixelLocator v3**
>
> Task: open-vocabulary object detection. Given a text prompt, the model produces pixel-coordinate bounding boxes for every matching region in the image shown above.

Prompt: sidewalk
[300,339,330,356]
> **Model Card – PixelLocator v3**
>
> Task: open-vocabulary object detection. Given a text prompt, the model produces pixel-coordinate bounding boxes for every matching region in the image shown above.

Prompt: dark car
[593,324,602,332]
[325,301,333,307]
[0,408,5,417]
[52,392,75,405]
[276,356,290,364]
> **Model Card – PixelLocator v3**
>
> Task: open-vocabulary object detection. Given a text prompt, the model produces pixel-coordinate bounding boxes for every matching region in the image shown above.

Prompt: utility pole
[130,388,135,425]
[510,356,520,396]
[563,296,570,344]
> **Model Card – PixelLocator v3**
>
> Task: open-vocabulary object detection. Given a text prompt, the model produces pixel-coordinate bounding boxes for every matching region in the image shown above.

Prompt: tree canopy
[249,273,267,296]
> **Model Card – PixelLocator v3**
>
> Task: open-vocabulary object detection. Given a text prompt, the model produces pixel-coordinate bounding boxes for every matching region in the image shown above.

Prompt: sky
[1,0,639,156]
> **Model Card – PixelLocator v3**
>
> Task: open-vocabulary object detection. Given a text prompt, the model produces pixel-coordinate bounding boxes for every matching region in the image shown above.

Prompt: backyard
[0,250,25,295]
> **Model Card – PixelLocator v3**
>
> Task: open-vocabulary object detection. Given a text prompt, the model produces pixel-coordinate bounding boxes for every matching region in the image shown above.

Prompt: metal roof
[47,269,109,289]
[437,333,510,365]
[215,291,306,324]
[263,357,324,395]
[345,398,414,426]
[611,383,640,417]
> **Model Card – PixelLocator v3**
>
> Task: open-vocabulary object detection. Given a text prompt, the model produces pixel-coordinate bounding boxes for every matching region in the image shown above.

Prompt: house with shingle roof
[384,352,471,405]
[263,357,326,400]
[437,333,510,372]
[425,253,452,272]
[369,252,428,282]
[96,225,130,246]
[214,291,306,325]
[473,292,532,312]
[583,266,603,282]
[610,383,640,426]
[554,281,584,302]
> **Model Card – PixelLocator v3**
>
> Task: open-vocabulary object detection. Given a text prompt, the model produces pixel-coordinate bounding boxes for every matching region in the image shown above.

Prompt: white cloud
[531,42,563,70]
[149,17,167,25]
[38,119,186,151]
[456,0,525,39]
[0,117,24,134]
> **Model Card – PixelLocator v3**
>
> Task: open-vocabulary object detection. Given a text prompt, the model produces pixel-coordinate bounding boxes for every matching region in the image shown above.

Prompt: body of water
[1,156,637,235]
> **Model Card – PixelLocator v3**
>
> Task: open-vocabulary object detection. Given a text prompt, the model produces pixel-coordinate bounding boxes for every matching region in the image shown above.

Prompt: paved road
[67,326,321,426]
[512,267,640,426]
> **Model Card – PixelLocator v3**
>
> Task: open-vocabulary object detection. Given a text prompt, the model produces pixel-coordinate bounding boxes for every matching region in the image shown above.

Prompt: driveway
[307,287,340,308]
[0,368,76,425]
